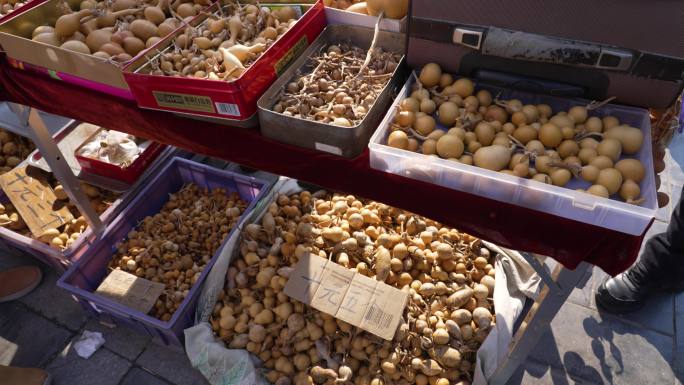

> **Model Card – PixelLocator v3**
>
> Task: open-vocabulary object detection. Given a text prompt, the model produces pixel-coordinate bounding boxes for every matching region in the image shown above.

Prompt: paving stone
[568,266,608,310]
[671,183,683,212]
[506,358,578,385]
[137,341,209,385]
[0,245,40,270]
[516,327,564,369]
[667,138,684,185]
[18,269,89,331]
[46,340,131,385]
[0,302,71,367]
[83,319,150,361]
[660,163,671,189]
[120,367,173,385]
[525,301,676,385]
[614,292,675,336]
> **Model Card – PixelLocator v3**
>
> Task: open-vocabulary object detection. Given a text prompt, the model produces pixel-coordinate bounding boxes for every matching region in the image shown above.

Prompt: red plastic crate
[122,1,326,123]
[75,129,166,184]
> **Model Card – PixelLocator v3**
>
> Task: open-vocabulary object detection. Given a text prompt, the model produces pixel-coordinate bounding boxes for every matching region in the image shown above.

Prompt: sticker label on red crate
[214,102,240,116]
[153,91,216,113]
[274,36,309,76]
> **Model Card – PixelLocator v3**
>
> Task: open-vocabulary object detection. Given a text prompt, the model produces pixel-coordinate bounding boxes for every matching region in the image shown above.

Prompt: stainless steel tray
[257,24,406,158]
[0,102,72,138]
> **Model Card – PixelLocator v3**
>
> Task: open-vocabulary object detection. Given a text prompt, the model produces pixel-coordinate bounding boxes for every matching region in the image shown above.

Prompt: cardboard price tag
[284,253,408,340]
[95,270,165,314]
[0,166,73,238]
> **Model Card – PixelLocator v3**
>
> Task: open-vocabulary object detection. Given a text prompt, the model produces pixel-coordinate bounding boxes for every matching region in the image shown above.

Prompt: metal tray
[257,24,406,158]
[0,102,72,138]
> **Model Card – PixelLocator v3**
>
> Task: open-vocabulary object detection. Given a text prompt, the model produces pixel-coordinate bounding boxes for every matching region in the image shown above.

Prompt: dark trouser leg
[631,185,684,288]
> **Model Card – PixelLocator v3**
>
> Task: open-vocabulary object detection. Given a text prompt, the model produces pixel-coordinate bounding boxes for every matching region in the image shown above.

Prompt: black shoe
[595,270,656,314]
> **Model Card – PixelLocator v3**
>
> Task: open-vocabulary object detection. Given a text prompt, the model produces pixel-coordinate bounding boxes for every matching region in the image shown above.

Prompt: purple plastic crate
[0,149,182,272]
[0,191,118,272]
[57,157,270,346]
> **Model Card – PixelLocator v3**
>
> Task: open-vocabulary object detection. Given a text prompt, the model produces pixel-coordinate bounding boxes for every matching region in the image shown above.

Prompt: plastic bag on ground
[73,330,105,359]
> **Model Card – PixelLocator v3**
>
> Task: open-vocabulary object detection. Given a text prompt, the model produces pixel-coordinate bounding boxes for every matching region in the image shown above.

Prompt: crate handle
[571,199,597,211]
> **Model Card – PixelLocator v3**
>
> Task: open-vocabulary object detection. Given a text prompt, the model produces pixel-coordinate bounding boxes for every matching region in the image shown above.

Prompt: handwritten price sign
[0,166,73,238]
[284,253,408,340]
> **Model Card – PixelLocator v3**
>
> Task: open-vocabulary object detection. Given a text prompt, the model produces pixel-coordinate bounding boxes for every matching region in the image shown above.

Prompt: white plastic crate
[324,7,405,33]
[369,77,657,236]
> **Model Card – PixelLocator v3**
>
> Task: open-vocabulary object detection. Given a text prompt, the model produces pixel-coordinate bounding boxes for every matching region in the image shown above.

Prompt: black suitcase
[407,0,684,108]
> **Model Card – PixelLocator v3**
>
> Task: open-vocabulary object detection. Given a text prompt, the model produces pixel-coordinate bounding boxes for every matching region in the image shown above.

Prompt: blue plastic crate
[57,157,270,346]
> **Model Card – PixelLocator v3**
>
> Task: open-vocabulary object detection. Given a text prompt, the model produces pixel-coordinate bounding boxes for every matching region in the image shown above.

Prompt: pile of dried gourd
[0,0,27,17]
[273,43,402,127]
[387,62,648,204]
[144,3,298,80]
[0,128,36,174]
[0,171,119,249]
[211,190,494,385]
[31,0,211,62]
[108,183,247,321]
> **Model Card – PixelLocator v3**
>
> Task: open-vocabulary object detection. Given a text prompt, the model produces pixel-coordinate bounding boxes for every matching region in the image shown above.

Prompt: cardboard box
[0,0,134,98]
[258,24,406,157]
[123,1,326,124]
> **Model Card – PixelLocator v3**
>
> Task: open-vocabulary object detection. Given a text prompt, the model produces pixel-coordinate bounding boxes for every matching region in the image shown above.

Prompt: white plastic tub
[324,7,406,32]
[369,77,657,236]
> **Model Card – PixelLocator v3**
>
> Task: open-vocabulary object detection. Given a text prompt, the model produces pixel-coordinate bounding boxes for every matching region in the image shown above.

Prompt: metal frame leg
[488,261,591,385]
[7,103,104,234]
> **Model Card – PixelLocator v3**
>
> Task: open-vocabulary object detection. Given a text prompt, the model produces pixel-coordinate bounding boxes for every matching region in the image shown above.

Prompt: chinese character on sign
[0,166,73,238]
[317,287,342,305]
[340,288,368,313]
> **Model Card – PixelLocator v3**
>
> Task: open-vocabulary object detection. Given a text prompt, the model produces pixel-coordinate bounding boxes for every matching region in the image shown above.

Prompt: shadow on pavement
[582,316,622,384]
[505,327,604,385]
[591,307,684,385]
